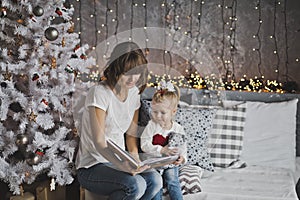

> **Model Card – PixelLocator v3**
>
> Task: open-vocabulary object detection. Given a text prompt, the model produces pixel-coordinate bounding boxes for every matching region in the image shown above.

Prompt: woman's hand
[120,161,150,176]
[161,145,179,156]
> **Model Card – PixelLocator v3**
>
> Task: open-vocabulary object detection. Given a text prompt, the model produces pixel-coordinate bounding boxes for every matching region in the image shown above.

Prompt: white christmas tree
[0,0,94,194]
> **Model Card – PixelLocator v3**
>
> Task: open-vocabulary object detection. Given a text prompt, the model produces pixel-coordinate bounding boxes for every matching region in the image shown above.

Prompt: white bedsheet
[183,165,298,200]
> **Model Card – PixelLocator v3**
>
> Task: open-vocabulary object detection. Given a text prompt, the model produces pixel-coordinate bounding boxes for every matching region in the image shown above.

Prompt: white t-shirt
[75,83,140,169]
[140,119,187,163]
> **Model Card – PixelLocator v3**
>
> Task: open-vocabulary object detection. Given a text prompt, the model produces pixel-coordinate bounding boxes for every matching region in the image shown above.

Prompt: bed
[140,88,300,200]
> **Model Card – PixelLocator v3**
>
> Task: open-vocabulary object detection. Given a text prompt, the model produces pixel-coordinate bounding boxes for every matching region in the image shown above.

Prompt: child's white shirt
[140,119,187,163]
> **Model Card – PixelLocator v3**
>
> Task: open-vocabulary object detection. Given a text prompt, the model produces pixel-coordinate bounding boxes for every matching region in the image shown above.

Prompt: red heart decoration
[152,134,169,146]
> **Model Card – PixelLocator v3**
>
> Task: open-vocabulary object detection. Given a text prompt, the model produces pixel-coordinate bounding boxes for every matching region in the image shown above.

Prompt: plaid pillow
[208,103,247,168]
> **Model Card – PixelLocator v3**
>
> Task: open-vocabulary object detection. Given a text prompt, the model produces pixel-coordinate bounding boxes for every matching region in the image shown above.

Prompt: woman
[76,42,163,200]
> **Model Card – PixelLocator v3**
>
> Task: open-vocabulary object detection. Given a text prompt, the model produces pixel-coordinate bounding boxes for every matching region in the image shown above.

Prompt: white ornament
[50,178,55,191]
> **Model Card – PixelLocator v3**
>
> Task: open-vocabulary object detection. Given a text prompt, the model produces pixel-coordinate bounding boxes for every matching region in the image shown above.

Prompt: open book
[107,139,179,169]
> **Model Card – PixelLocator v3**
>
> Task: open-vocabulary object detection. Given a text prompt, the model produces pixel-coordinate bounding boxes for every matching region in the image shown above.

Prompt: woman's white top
[140,119,187,163]
[75,83,140,169]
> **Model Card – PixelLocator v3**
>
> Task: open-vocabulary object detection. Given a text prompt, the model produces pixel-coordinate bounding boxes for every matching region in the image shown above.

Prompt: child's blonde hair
[152,83,180,109]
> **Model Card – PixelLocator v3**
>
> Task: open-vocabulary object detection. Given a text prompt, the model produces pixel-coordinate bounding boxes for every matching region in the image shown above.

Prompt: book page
[107,139,178,169]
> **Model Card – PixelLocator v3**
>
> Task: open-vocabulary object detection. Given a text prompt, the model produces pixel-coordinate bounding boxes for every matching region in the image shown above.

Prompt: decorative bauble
[33,6,44,17]
[32,73,39,81]
[0,82,7,88]
[45,27,59,41]
[26,149,44,165]
[55,8,63,16]
[65,65,74,73]
[16,134,29,146]
[1,7,7,18]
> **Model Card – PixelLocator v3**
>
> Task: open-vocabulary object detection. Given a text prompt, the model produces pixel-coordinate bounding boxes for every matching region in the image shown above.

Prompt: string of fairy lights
[143,0,149,54]
[68,0,298,93]
[253,1,263,78]
[114,0,119,43]
[219,1,228,82]
[92,0,98,66]
[228,0,237,82]
[283,0,289,82]
[162,0,168,70]
[272,0,280,80]
[187,0,193,73]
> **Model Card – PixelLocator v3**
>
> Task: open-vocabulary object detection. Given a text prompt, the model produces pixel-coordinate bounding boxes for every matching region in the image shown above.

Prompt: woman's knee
[128,175,147,199]
[154,171,164,189]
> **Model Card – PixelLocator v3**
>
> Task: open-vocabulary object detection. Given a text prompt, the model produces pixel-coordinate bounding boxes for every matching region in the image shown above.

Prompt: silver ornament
[16,134,29,146]
[45,27,59,41]
[26,149,44,165]
[33,6,44,17]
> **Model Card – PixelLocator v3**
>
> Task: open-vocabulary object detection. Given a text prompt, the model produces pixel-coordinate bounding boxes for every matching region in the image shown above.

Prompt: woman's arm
[90,106,148,174]
[125,109,140,160]
[89,106,121,164]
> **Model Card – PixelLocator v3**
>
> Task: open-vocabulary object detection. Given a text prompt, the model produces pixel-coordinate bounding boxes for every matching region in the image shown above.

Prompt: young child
[141,80,187,200]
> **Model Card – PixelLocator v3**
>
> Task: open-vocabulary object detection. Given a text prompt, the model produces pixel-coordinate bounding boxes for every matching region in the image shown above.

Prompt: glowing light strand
[228,0,237,81]
[196,0,203,43]
[187,0,193,73]
[283,0,289,82]
[162,0,168,70]
[130,0,134,41]
[104,0,109,57]
[93,0,98,63]
[144,0,148,52]
[254,0,263,77]
[114,0,119,43]
[220,0,227,79]
[167,0,178,70]
[78,0,82,46]
[272,0,280,80]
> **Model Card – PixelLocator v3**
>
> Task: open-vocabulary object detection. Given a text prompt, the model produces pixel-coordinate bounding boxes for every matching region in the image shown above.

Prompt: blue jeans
[161,166,183,200]
[77,163,163,200]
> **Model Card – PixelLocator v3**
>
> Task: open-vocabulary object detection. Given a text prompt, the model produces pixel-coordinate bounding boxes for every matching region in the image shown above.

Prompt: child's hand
[173,155,184,165]
[161,145,179,156]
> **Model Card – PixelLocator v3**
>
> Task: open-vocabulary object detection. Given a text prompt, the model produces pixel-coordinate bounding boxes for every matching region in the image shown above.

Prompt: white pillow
[240,99,298,171]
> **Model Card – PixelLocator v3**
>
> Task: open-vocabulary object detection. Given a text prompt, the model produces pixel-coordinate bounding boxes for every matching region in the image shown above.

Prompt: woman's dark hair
[103,42,148,94]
